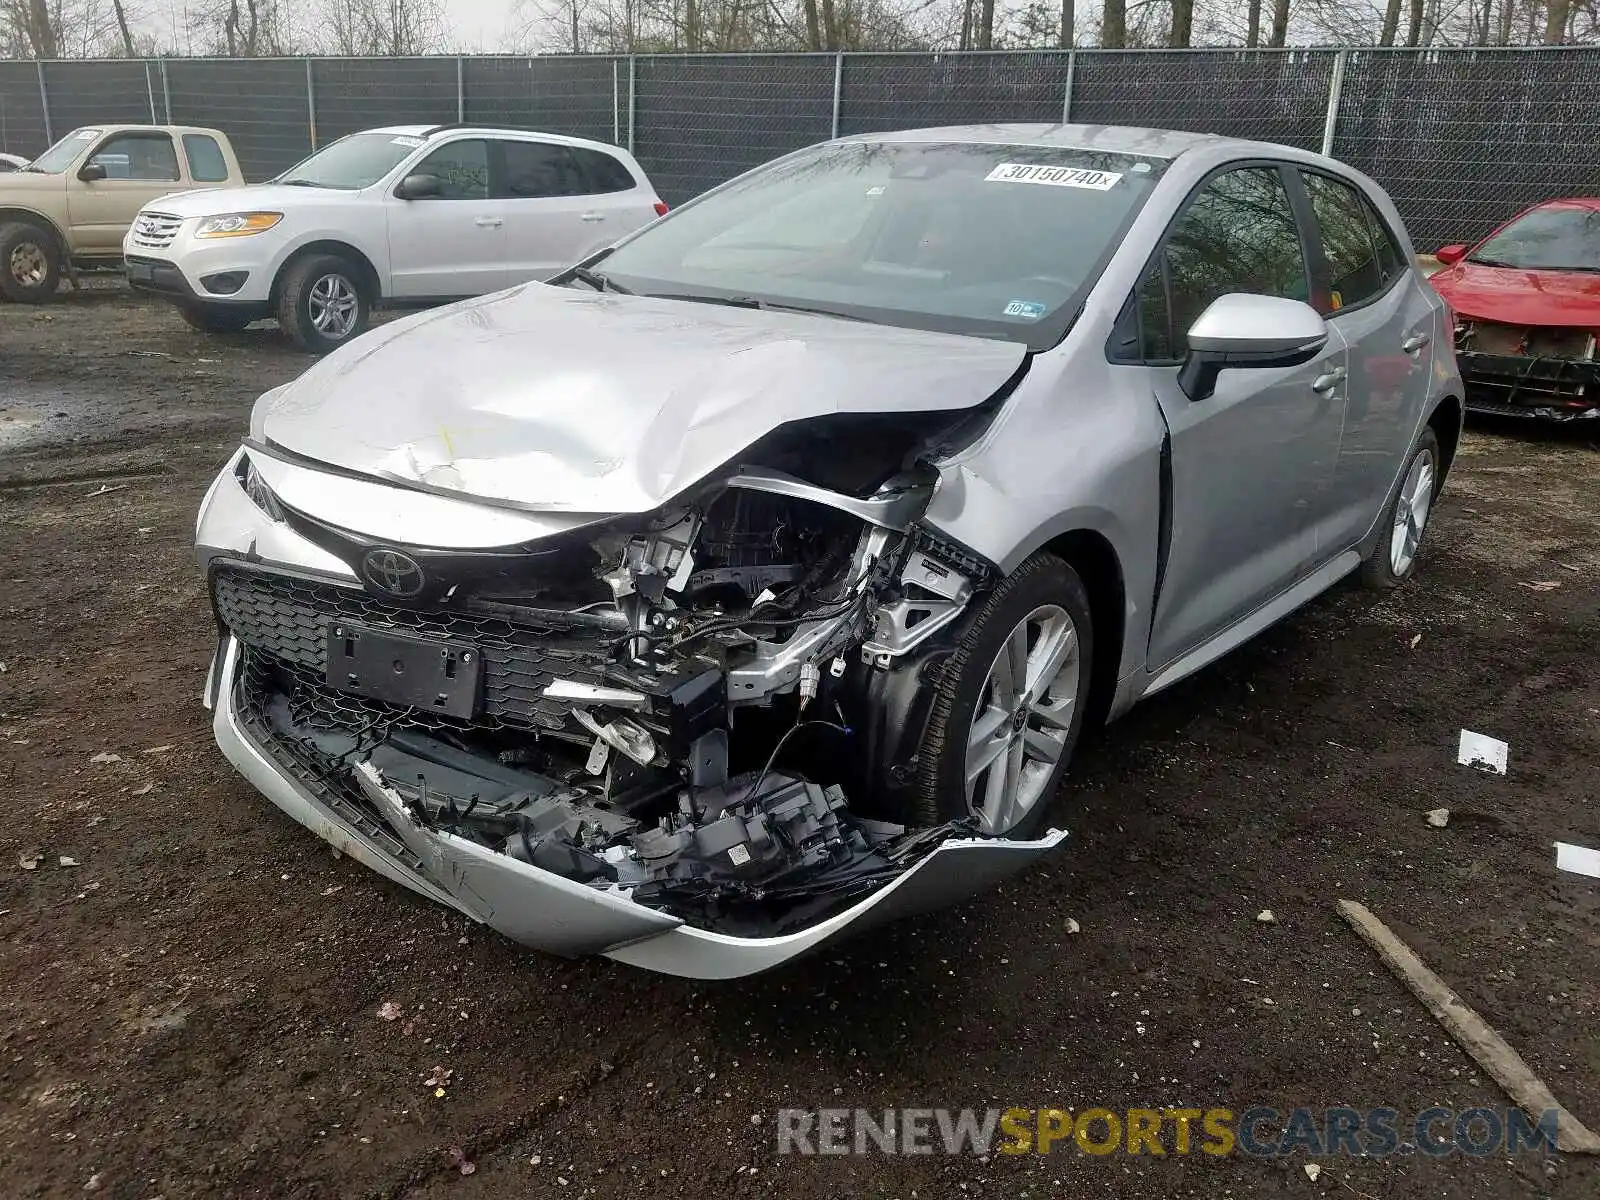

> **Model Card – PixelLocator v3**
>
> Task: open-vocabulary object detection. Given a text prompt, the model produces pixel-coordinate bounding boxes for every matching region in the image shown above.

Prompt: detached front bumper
[211,637,1065,978]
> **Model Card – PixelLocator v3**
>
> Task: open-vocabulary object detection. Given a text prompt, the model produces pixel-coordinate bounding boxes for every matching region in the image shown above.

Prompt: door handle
[1311,365,1347,394]
[1402,333,1431,354]
[580,212,606,223]
[474,216,503,228]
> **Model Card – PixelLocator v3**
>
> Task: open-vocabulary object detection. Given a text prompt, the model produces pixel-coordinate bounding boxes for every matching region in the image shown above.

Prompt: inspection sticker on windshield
[1003,300,1047,320]
[390,135,425,148]
[986,163,1123,190]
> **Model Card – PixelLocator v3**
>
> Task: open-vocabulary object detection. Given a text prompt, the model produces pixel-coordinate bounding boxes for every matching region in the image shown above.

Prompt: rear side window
[183,134,229,183]
[570,147,635,194]
[91,133,179,181]
[499,140,586,198]
[1303,171,1383,312]
[1135,166,1309,361]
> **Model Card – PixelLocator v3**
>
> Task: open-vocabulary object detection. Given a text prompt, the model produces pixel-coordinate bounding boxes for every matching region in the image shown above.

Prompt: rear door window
[498,140,586,198]
[1302,171,1384,312]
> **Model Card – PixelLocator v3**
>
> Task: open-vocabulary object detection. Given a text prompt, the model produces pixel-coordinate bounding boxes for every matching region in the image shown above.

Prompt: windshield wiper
[561,265,632,295]
[1466,255,1518,268]
[279,178,325,188]
[645,293,863,321]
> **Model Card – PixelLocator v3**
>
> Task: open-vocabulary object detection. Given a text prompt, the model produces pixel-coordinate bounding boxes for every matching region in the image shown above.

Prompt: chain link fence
[3,47,1598,247]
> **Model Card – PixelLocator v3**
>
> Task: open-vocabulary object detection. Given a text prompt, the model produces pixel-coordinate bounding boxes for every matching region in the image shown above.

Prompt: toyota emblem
[360,548,426,598]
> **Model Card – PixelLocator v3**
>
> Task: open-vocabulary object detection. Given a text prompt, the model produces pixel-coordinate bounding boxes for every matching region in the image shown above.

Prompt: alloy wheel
[1389,447,1435,577]
[964,603,1081,836]
[308,273,360,339]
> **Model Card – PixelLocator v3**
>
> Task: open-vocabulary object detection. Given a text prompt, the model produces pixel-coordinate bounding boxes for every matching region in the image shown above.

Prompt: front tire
[910,553,1094,839]
[275,254,369,354]
[0,221,61,302]
[1359,427,1440,591]
[178,303,254,334]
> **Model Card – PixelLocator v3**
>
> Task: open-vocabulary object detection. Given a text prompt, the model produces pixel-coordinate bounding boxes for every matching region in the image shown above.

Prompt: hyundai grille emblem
[360,548,426,598]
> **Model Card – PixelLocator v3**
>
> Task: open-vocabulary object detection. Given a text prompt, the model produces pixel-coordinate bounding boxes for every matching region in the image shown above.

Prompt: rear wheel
[275,254,369,353]
[1359,427,1440,591]
[910,553,1093,840]
[0,221,61,302]
[178,303,254,334]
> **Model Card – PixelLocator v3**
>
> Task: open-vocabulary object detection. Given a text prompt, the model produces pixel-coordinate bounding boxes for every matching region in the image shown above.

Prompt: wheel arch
[270,240,382,307]
[1040,528,1126,730]
[0,206,68,255]
[1427,393,1463,487]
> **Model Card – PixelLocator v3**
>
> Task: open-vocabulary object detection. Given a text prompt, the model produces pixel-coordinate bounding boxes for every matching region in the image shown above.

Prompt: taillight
[653,201,669,217]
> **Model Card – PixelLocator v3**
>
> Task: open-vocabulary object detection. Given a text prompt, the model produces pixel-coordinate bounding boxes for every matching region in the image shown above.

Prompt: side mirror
[1434,244,1468,267]
[1178,294,1330,403]
[79,162,107,183]
[395,172,440,200]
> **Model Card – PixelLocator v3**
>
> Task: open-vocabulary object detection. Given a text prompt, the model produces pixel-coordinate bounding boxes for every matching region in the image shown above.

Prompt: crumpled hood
[1431,261,1600,328]
[254,283,1028,513]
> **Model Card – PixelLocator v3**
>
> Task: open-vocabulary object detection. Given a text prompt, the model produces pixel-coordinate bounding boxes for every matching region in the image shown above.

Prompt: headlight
[195,212,282,239]
[237,457,286,522]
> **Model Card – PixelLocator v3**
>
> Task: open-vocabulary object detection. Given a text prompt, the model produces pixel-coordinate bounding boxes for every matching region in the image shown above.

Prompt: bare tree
[1102,0,1126,46]
[1169,0,1193,44]
[1545,0,1572,39]
[320,0,447,54]
[1268,0,1289,45]
[1246,0,1261,44]
[1059,0,1072,45]
[1379,0,1401,42]
[1406,0,1423,43]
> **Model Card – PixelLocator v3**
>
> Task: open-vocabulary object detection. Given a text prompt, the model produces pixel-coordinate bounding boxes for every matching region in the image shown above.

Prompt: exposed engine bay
[216,417,1006,939]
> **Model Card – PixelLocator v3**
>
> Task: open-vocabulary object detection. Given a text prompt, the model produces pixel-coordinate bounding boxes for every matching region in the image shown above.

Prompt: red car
[1429,197,1600,421]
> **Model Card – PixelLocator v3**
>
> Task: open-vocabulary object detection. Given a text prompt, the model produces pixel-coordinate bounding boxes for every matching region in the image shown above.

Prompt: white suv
[124,123,666,352]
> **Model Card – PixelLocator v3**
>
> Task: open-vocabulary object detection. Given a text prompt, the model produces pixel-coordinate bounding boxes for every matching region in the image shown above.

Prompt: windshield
[26,129,100,173]
[275,131,424,189]
[1470,205,1600,272]
[596,140,1167,348]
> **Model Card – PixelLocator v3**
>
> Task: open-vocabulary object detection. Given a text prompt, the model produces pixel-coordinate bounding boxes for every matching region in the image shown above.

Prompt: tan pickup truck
[0,124,244,302]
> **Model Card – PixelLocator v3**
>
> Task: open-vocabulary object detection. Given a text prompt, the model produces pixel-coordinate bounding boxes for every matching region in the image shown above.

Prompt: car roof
[843,123,1238,160]
[72,123,228,138]
[368,124,627,155]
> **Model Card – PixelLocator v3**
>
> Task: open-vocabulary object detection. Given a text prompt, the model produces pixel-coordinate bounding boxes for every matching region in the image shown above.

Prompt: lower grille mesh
[212,564,611,734]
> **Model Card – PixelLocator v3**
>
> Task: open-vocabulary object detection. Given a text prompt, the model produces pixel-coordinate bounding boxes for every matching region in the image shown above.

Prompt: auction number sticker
[391,135,425,148]
[985,163,1123,190]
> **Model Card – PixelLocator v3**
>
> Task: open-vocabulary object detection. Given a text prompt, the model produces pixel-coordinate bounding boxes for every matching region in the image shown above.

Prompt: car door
[67,131,185,253]
[1298,169,1436,549]
[495,139,621,284]
[385,138,506,299]
[1135,164,1350,671]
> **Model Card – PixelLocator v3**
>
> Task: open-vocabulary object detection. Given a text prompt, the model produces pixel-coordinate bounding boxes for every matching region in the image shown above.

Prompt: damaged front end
[199,420,1062,978]
[1454,318,1600,421]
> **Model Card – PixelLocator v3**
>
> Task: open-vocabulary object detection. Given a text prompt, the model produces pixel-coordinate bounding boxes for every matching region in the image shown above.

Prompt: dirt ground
[1,285,1597,1200]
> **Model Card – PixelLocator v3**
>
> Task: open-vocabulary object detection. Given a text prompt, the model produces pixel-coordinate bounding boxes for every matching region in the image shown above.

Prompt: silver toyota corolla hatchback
[197,125,1462,978]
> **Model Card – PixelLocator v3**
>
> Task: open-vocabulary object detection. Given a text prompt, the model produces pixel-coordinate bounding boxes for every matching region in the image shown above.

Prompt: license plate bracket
[125,260,154,282]
[325,622,482,719]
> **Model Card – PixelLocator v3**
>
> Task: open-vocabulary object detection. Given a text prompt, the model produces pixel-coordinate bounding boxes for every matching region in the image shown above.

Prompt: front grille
[234,647,424,870]
[130,211,182,249]
[212,564,611,735]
